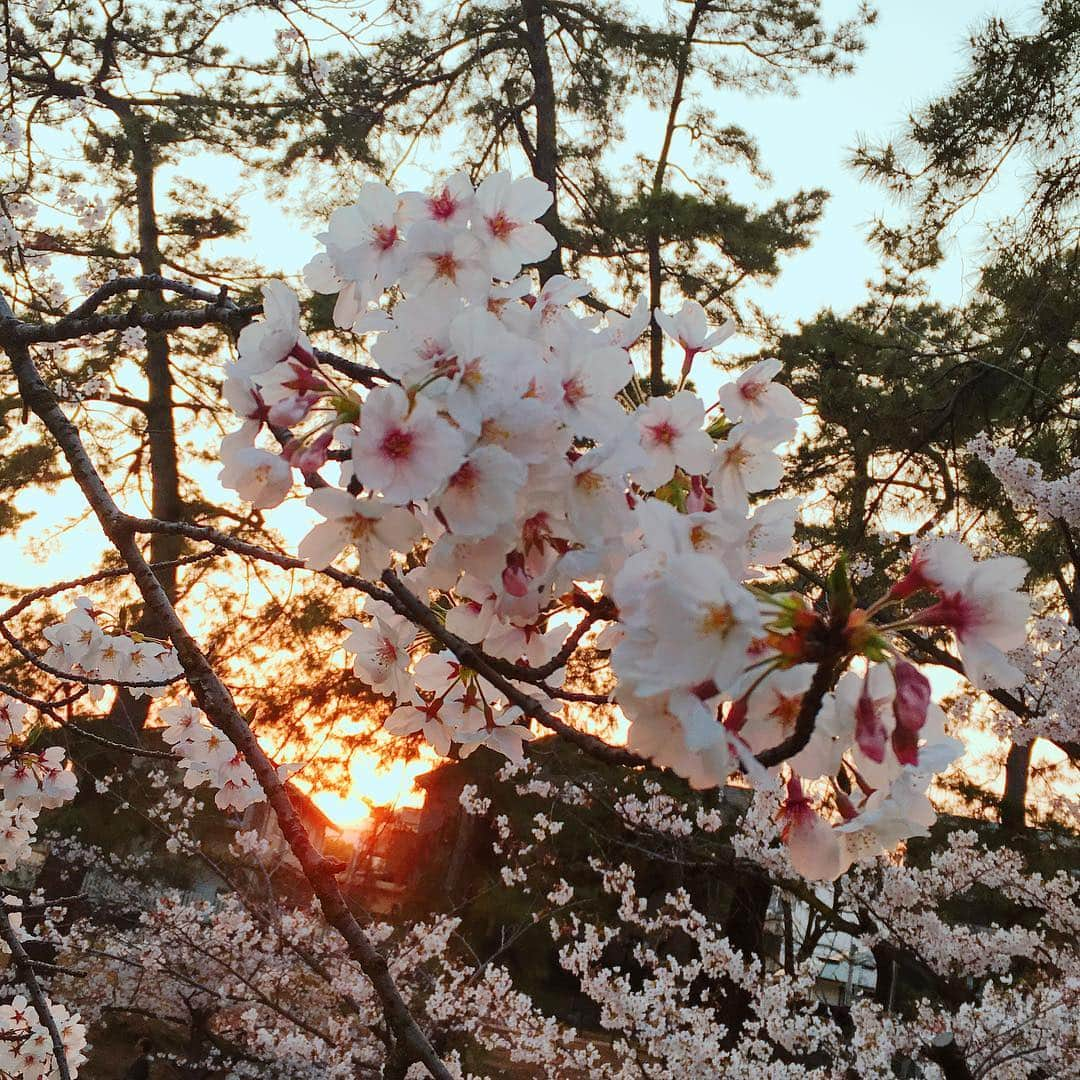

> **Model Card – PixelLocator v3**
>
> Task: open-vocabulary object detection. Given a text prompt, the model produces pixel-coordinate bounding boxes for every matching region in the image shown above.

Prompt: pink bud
[502,552,530,598]
[686,475,709,513]
[288,430,333,473]
[893,662,931,734]
[855,682,887,764]
[891,724,920,767]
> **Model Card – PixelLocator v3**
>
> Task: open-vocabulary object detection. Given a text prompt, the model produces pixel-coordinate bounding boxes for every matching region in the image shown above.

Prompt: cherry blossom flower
[318,181,408,294]
[342,615,416,699]
[910,545,1030,689]
[709,418,792,506]
[778,775,844,880]
[41,601,104,670]
[654,300,735,376]
[599,294,650,349]
[614,553,763,697]
[460,706,536,764]
[400,171,475,229]
[351,384,466,503]
[541,340,633,439]
[473,171,556,279]
[715,358,802,424]
[383,695,461,756]
[631,391,714,489]
[740,664,816,756]
[236,280,305,375]
[435,446,527,538]
[297,488,421,572]
[218,425,293,509]
[746,497,800,569]
[400,221,489,301]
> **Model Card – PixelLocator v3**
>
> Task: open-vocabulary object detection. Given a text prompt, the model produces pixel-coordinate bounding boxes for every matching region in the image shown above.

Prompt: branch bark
[1,325,451,1080]
[0,908,73,1080]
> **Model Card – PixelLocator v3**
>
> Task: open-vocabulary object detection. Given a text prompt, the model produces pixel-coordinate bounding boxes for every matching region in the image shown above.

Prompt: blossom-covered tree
[0,158,1071,1078]
[0,2,1074,1076]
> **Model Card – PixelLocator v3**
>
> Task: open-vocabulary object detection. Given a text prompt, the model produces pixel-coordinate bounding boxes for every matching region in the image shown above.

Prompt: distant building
[242,783,341,867]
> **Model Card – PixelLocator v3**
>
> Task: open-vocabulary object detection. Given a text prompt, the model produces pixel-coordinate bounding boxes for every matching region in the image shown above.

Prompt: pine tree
[331,0,874,389]
[766,0,1080,828]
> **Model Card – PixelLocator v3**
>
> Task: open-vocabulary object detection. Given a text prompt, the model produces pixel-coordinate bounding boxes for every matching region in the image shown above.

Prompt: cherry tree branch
[1,277,388,386]
[0,908,73,1080]
[0,618,186,690]
[3,299,260,342]
[1,551,216,622]
[118,516,835,773]
[65,274,237,318]
[0,320,452,1079]
[379,570,647,768]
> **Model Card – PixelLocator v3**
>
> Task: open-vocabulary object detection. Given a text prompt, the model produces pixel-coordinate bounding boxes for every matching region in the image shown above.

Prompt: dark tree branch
[0,908,73,1080]
[0,317,452,1080]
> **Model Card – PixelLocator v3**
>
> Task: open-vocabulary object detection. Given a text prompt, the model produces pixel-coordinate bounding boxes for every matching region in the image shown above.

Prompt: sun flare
[309,750,434,830]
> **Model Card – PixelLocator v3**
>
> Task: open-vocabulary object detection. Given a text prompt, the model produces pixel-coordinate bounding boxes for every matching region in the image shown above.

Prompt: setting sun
[308,749,434,829]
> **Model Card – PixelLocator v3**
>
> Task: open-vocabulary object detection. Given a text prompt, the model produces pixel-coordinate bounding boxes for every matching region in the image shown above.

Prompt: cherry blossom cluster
[41,600,181,701]
[158,698,264,812]
[960,433,1080,748]
[845,830,1079,980]
[67,881,467,1079]
[217,171,1033,881]
[43,744,1076,1080]
[432,755,1077,1079]
[0,995,87,1080]
[0,695,76,872]
[969,433,1080,527]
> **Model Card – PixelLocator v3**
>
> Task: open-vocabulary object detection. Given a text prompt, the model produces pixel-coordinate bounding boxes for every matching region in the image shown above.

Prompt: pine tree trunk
[521,0,564,283]
[1000,739,1032,831]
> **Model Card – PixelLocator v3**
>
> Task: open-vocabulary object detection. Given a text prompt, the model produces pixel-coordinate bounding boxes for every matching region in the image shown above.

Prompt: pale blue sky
[216,0,1034,333]
[723,0,1032,323]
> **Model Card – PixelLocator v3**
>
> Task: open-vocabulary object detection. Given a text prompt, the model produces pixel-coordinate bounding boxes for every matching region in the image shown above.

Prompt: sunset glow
[309,749,433,829]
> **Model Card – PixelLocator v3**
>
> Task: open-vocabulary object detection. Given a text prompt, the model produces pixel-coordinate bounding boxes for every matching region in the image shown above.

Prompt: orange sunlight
[308,749,433,829]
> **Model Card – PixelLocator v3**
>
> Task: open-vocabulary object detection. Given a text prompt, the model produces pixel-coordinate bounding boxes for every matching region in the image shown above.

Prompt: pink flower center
[562,377,586,407]
[770,692,802,731]
[449,460,478,491]
[574,469,604,493]
[419,339,453,366]
[429,188,457,221]
[740,379,766,401]
[699,602,734,638]
[380,427,415,460]
[486,211,516,241]
[432,252,458,280]
[645,419,678,447]
[916,592,980,639]
[460,357,484,389]
[724,444,750,468]
[372,224,398,252]
[347,514,375,541]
